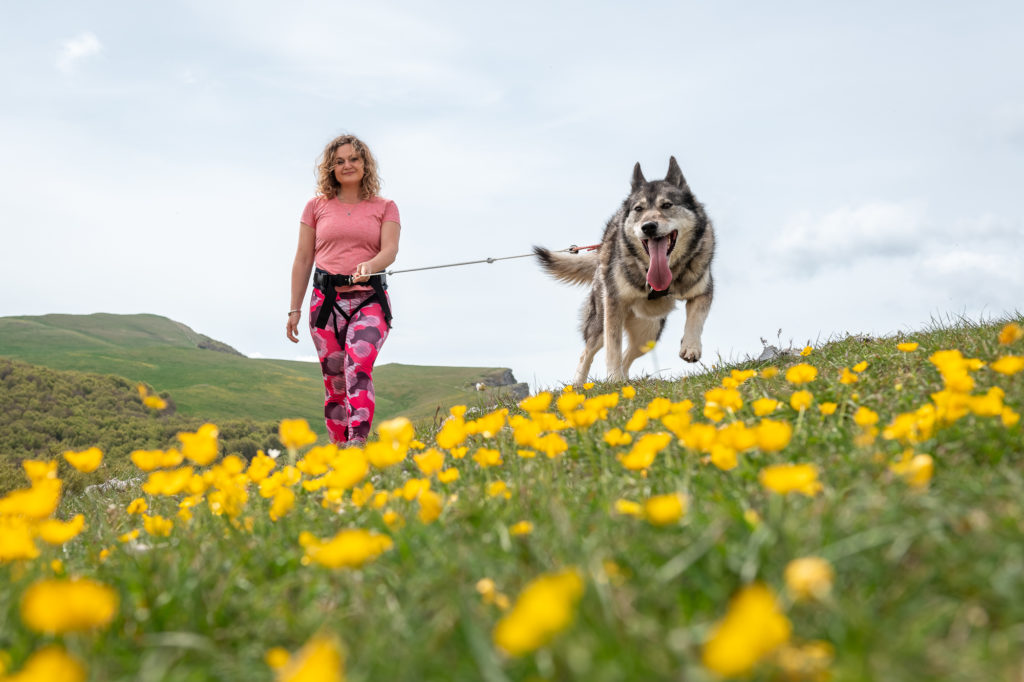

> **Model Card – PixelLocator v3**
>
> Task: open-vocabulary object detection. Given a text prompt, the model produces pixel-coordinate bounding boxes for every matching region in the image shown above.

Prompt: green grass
[1,315,1022,681]
[0,313,517,430]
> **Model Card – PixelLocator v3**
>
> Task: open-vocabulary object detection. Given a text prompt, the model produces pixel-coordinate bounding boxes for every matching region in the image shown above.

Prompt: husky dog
[534,157,715,385]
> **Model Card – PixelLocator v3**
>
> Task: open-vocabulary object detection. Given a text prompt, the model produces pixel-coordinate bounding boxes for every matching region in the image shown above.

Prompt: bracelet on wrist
[288,309,301,315]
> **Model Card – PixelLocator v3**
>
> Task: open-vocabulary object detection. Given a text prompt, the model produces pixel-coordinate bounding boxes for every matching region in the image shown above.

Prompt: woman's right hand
[286,311,301,343]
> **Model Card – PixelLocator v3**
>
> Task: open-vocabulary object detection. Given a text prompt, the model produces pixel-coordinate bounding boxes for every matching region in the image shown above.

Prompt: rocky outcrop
[474,369,531,401]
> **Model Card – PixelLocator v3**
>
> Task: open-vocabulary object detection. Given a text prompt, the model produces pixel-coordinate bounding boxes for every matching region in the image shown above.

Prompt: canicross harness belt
[312,268,392,331]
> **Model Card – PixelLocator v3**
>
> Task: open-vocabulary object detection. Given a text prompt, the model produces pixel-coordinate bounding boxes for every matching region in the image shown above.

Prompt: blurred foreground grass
[1,316,1022,681]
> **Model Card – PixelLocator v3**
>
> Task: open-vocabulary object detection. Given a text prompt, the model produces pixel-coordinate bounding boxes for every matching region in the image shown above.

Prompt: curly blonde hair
[315,134,382,200]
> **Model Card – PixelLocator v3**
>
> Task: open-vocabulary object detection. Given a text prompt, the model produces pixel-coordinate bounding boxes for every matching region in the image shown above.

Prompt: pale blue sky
[2,1,1022,390]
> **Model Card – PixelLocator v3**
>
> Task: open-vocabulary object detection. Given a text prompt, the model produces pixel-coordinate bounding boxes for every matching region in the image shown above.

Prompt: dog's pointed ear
[631,163,646,191]
[665,156,687,189]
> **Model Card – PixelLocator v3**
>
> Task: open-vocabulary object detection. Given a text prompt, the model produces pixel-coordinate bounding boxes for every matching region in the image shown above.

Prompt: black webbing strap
[312,269,392,330]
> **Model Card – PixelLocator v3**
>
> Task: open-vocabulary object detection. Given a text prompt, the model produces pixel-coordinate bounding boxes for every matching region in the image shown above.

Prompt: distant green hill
[0,313,524,433]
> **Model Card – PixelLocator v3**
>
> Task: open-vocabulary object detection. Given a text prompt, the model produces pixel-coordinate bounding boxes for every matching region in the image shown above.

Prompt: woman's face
[332,143,365,188]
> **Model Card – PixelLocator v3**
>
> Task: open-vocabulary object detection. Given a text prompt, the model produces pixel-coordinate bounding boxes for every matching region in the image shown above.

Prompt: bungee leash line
[368,243,602,278]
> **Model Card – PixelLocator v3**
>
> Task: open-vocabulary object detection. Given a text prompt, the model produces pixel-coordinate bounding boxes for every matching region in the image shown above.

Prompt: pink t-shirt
[300,195,401,291]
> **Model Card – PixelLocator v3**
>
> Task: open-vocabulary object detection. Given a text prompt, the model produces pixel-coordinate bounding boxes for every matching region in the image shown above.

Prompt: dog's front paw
[679,337,702,363]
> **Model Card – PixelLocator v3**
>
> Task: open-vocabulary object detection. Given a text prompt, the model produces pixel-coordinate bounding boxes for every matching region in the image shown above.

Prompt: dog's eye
[661,202,673,209]
[632,205,643,213]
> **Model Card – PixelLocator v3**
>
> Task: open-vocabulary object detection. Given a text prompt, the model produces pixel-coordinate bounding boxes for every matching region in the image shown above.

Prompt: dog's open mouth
[642,230,678,291]
[641,230,678,257]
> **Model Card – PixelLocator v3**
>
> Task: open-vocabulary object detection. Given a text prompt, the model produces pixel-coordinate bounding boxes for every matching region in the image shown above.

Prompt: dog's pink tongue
[646,237,672,291]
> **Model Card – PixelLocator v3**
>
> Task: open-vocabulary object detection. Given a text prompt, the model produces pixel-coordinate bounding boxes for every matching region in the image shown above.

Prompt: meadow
[1,317,1022,681]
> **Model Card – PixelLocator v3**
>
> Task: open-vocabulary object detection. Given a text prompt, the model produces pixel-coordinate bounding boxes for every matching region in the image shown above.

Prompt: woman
[286,134,400,445]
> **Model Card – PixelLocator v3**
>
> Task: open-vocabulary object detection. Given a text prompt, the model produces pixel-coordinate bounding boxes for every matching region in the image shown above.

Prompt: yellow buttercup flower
[852,361,868,373]
[618,432,673,471]
[819,402,838,416]
[710,444,738,471]
[247,452,279,483]
[438,468,460,484]
[990,355,1024,376]
[510,521,534,536]
[126,497,148,515]
[378,416,415,445]
[853,406,879,427]
[487,481,511,499]
[889,453,934,488]
[472,448,503,468]
[644,493,687,526]
[417,490,444,523]
[784,556,834,601]
[142,467,195,496]
[897,341,919,352]
[179,423,220,465]
[436,415,468,450]
[466,409,507,438]
[706,387,743,411]
[118,529,140,543]
[62,447,103,473]
[760,463,822,497]
[621,385,636,399]
[302,528,393,569]
[839,367,859,385]
[413,448,445,476]
[382,509,404,529]
[278,418,317,451]
[22,459,58,483]
[493,568,584,656]
[755,419,793,453]
[20,578,119,634]
[129,448,183,471]
[998,322,1023,345]
[785,363,818,385]
[143,394,168,410]
[274,632,345,682]
[614,499,643,517]
[269,487,295,521]
[142,514,174,537]
[701,583,791,678]
[800,345,812,357]
[36,514,86,546]
[519,392,553,414]
[790,390,813,411]
[760,366,779,379]
[752,398,779,417]
[0,479,62,519]
[0,516,40,561]
[603,428,633,446]
[1,645,86,682]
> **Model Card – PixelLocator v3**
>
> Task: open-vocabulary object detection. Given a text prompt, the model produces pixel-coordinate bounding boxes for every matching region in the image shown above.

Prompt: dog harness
[313,268,392,335]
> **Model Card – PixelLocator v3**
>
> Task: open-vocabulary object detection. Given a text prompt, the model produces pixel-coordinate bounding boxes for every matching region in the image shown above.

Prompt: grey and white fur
[534,156,715,385]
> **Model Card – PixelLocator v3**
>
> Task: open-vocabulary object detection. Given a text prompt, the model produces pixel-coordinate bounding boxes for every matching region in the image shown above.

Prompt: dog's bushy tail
[533,246,599,286]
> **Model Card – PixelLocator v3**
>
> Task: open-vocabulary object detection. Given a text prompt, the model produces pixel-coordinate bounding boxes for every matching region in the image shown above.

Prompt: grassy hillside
[1,316,1021,680]
[0,313,519,429]
[0,358,285,495]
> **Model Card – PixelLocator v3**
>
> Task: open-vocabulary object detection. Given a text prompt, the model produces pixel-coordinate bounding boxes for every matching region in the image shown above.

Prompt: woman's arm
[286,223,316,343]
[353,220,400,282]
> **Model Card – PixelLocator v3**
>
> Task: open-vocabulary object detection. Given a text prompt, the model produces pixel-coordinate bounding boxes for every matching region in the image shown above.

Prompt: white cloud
[772,201,928,269]
[56,32,102,74]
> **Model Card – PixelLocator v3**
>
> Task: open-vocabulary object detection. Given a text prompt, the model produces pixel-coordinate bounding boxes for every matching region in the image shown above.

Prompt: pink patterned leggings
[309,287,390,444]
